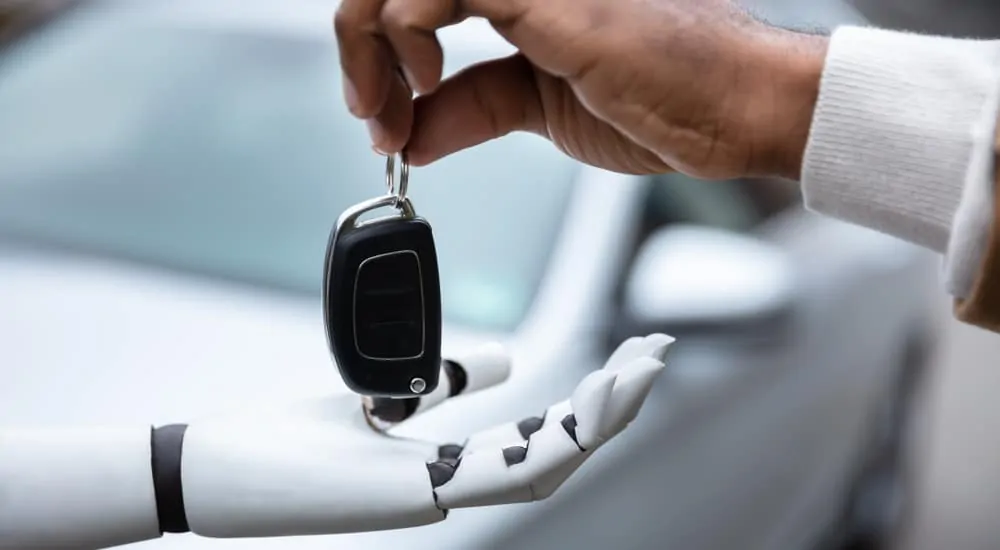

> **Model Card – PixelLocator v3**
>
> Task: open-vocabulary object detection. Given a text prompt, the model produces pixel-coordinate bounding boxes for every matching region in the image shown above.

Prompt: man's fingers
[406,54,546,166]
[334,0,526,115]
[368,71,414,154]
[334,0,542,154]
[381,0,455,94]
[334,0,392,119]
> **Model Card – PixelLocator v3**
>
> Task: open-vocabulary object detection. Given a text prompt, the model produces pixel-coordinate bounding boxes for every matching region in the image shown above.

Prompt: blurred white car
[0,1,938,549]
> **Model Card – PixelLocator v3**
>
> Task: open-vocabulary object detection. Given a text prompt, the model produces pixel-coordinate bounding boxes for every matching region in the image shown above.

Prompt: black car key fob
[323,154,441,397]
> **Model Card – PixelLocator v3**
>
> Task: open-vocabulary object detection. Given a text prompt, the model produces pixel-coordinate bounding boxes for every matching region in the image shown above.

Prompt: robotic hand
[0,334,675,550]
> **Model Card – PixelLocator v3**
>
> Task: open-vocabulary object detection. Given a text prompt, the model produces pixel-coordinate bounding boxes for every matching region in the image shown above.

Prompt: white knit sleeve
[800,26,1000,298]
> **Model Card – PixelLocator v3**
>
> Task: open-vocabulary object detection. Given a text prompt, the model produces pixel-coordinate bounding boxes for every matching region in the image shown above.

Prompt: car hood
[0,247,551,549]
[0,250,459,417]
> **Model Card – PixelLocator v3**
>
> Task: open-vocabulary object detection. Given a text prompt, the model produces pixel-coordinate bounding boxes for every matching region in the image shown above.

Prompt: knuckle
[381,0,420,30]
[332,6,360,37]
[379,0,403,25]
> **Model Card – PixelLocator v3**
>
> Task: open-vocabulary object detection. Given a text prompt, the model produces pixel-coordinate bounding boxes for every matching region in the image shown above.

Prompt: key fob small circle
[409,377,427,394]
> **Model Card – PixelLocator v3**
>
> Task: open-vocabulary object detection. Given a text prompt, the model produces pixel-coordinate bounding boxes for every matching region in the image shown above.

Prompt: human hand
[334,0,828,180]
[177,335,674,538]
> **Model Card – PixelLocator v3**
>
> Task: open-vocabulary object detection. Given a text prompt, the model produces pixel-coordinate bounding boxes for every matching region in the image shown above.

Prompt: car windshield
[0,8,579,332]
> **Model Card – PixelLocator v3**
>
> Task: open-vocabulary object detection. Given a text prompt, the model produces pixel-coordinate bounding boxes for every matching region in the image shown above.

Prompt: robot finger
[363,343,511,431]
[425,355,666,510]
[451,335,674,456]
[430,374,605,461]
[604,333,676,373]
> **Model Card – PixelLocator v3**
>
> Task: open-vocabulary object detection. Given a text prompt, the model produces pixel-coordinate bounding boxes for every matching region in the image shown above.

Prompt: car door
[608,174,843,550]
[480,173,866,550]
[621,174,921,550]
[611,174,929,550]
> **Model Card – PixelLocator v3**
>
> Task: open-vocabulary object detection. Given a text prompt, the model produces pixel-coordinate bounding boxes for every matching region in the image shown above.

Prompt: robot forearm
[177,419,444,538]
[0,421,446,550]
[0,426,162,550]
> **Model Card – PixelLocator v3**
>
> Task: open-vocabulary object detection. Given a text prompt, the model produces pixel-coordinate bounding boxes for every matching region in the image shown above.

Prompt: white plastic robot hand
[0,334,674,550]
[175,333,675,540]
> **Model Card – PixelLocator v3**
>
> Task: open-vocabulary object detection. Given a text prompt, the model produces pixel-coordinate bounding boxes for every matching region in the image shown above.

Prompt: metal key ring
[384,151,409,204]
[360,395,393,434]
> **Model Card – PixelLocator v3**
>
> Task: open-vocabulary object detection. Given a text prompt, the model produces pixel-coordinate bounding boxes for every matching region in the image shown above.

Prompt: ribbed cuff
[945,70,1000,300]
[801,26,1000,257]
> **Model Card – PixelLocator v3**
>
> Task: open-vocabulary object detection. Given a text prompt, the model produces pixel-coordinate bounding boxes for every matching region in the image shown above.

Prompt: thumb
[406,54,548,166]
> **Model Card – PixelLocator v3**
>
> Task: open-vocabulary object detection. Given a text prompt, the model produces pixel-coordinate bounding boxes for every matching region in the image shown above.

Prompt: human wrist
[739,28,828,180]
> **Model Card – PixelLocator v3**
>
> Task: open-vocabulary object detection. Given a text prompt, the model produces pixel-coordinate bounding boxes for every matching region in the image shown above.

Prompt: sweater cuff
[801,26,1000,257]
[953,169,1000,332]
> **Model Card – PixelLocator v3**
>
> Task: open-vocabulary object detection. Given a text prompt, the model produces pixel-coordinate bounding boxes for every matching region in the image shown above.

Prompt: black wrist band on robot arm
[150,424,190,535]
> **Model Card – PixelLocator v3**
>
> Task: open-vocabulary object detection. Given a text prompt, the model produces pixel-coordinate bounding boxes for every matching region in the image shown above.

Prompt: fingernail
[367,119,390,154]
[343,76,361,116]
[400,66,418,95]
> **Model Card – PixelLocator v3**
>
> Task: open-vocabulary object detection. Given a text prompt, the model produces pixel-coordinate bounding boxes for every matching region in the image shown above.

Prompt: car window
[640,173,802,237]
[610,172,801,306]
[0,8,580,333]
[644,174,761,233]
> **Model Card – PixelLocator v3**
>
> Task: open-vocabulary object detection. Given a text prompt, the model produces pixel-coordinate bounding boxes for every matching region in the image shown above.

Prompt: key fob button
[354,250,425,360]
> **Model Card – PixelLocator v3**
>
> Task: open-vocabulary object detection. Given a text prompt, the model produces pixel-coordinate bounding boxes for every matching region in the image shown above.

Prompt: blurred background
[0,0,997,549]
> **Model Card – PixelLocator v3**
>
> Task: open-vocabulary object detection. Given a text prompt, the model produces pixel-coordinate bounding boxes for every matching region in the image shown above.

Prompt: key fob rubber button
[354,250,425,360]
